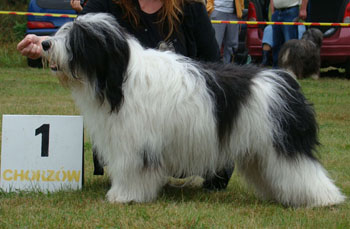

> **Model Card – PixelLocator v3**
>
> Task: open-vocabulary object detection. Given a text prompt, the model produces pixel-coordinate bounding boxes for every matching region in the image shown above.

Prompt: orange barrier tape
[0,11,77,18]
[1,11,350,27]
[211,20,350,27]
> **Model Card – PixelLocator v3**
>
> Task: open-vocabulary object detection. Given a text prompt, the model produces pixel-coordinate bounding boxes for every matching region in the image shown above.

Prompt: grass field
[0,67,349,228]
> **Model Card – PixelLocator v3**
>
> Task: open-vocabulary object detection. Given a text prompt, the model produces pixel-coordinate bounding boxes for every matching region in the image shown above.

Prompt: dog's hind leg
[236,155,275,202]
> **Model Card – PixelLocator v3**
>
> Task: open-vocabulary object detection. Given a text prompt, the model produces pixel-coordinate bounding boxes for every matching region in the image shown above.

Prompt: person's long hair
[114,0,185,40]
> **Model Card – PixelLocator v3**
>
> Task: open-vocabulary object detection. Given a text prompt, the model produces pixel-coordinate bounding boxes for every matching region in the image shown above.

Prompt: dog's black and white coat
[42,13,345,207]
[278,28,324,80]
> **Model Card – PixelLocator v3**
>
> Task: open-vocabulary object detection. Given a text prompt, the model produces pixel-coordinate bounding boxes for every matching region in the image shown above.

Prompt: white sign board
[1,115,84,192]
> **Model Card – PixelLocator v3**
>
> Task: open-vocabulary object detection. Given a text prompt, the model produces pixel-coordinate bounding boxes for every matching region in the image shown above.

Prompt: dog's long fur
[42,13,345,207]
[278,28,323,80]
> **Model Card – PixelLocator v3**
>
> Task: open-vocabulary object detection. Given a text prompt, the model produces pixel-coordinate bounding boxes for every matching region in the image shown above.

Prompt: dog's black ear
[68,19,130,111]
[103,28,131,112]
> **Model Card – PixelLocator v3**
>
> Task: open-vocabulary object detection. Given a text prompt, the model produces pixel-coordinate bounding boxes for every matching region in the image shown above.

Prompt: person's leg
[223,13,239,63]
[281,7,299,42]
[210,10,226,51]
[261,44,272,66]
[261,25,273,66]
[262,25,273,48]
[272,11,283,67]
[298,25,306,39]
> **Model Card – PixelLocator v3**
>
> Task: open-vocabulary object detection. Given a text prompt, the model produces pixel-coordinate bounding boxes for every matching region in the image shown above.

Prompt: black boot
[93,147,104,175]
[202,165,234,191]
[261,50,271,66]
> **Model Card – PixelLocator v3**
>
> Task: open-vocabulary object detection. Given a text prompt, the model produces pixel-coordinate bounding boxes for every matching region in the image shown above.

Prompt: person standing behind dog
[17,0,233,191]
[207,0,244,63]
[18,0,220,62]
[270,0,308,67]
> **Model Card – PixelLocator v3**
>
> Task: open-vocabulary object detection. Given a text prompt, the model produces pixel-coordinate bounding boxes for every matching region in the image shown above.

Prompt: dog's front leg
[105,154,167,203]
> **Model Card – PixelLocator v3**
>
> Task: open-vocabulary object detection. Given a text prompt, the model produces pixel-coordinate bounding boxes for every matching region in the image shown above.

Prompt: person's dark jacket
[81,0,220,62]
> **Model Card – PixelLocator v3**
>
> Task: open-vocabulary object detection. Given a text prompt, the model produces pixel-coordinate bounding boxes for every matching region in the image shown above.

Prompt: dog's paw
[310,74,319,80]
[106,185,159,203]
[106,188,133,203]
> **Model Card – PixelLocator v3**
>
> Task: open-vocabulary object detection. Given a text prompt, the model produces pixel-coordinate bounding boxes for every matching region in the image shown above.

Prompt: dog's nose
[42,40,51,51]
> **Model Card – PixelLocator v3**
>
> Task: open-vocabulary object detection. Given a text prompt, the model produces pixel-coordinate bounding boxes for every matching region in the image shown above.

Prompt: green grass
[0,42,30,68]
[0,1,28,43]
[0,68,350,228]
[0,1,30,68]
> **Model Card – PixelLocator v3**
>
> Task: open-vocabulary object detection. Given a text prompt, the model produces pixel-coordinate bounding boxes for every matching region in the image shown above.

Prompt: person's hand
[17,34,48,60]
[270,0,275,14]
[71,0,83,12]
[299,8,307,21]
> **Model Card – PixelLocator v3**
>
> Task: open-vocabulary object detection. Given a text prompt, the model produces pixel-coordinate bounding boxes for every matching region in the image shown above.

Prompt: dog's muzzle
[41,40,58,71]
[41,40,51,51]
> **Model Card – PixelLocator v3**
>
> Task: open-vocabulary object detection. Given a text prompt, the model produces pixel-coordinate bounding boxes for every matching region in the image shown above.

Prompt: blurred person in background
[207,0,244,63]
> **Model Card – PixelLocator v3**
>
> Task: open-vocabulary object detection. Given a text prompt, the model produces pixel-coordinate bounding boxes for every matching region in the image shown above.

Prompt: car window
[309,0,349,33]
[309,0,348,22]
[36,0,73,10]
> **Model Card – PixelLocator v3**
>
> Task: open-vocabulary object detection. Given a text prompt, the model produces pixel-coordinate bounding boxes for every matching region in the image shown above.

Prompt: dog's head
[302,28,323,49]
[41,13,130,111]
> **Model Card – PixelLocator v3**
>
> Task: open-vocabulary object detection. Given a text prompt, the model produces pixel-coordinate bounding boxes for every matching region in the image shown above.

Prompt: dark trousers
[272,6,299,67]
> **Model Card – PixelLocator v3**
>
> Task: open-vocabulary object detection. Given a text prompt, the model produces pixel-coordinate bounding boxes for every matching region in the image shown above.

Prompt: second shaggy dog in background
[278,28,323,80]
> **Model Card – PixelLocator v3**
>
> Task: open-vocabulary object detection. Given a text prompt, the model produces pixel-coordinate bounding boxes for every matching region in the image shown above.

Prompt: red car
[246,0,350,77]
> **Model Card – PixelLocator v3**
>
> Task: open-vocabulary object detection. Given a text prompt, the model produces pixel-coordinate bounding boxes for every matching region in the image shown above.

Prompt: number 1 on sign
[35,124,50,157]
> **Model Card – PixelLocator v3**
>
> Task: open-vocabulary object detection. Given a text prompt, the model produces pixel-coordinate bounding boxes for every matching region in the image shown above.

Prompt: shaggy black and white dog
[278,28,324,80]
[41,14,345,207]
